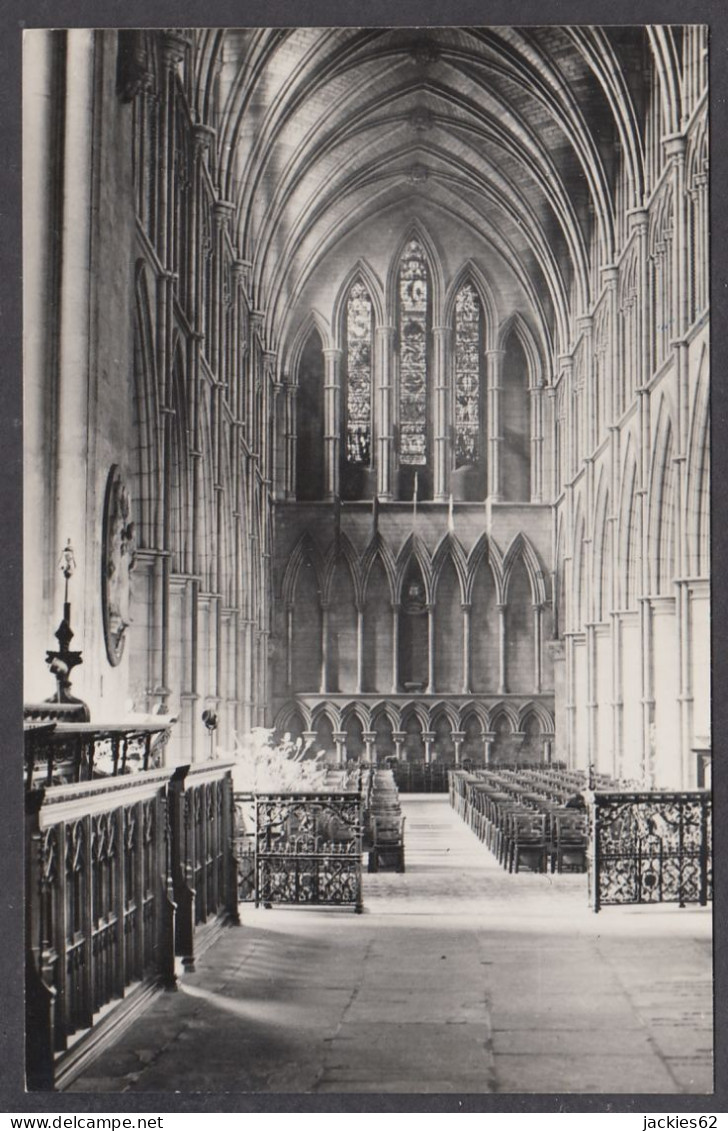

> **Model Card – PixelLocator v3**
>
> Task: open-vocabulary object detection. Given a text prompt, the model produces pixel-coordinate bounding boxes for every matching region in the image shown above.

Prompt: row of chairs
[450,769,591,874]
[367,769,406,873]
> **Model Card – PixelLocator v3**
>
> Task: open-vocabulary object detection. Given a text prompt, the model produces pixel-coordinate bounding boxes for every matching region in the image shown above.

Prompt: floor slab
[67,794,713,1096]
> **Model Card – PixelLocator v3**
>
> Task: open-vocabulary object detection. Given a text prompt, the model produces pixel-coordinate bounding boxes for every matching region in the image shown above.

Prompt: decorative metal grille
[590,791,712,911]
[253,792,363,910]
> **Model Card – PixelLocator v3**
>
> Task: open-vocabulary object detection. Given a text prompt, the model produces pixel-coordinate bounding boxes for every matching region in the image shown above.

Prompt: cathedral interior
[21,24,713,1099]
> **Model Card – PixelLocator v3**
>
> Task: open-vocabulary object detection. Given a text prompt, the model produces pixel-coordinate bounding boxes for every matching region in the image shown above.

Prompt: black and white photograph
[21,22,714,1101]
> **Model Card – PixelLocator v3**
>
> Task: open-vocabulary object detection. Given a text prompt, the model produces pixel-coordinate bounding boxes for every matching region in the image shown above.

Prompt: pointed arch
[324,538,359,693]
[282,532,325,605]
[395,533,433,604]
[331,258,385,340]
[369,700,399,731]
[399,699,430,730]
[322,532,362,606]
[571,496,587,631]
[592,470,611,623]
[489,701,520,731]
[361,534,397,604]
[340,700,370,733]
[517,701,555,733]
[283,308,332,378]
[459,700,490,731]
[502,533,547,606]
[687,347,710,577]
[385,219,445,323]
[466,532,504,603]
[431,533,468,599]
[311,702,340,731]
[274,702,310,737]
[497,311,546,389]
[648,397,676,596]
[430,700,460,730]
[443,260,499,351]
[618,436,640,610]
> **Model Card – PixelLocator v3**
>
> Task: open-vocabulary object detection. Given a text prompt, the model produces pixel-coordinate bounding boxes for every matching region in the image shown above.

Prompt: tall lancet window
[398,239,429,489]
[342,281,373,499]
[454,283,482,468]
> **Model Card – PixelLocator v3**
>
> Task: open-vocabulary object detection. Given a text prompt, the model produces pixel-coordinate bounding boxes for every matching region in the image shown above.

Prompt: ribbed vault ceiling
[191,26,652,362]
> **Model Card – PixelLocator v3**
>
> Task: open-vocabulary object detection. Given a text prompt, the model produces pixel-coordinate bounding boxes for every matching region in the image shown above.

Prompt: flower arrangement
[227,727,330,794]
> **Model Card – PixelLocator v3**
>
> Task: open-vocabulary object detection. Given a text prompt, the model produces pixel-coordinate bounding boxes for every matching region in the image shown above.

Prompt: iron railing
[250,792,364,911]
[589,790,712,912]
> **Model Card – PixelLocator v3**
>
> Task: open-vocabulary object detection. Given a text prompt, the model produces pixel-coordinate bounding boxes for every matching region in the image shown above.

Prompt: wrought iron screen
[590,791,712,911]
[253,792,363,911]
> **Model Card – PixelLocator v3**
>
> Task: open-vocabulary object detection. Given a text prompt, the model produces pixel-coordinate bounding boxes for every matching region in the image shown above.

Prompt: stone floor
[68,795,713,1096]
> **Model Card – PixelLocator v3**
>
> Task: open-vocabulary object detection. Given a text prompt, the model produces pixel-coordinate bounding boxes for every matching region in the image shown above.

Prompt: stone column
[284,384,297,499]
[320,604,329,694]
[362,731,377,765]
[375,326,396,499]
[286,603,294,689]
[462,603,472,694]
[426,605,436,693]
[483,732,495,766]
[392,731,406,761]
[356,606,365,694]
[530,386,544,502]
[533,604,543,693]
[432,326,452,500]
[422,731,436,765]
[332,730,347,766]
[486,349,505,500]
[497,603,507,694]
[391,604,400,692]
[302,730,317,754]
[451,731,466,766]
[323,348,342,500]
[543,736,553,765]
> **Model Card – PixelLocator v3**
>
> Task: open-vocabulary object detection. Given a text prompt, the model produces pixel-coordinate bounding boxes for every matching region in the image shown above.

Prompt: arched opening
[397,238,431,502]
[505,557,535,692]
[343,713,365,761]
[372,712,395,762]
[398,558,428,691]
[363,556,393,692]
[462,712,484,766]
[491,713,515,765]
[452,282,486,500]
[296,329,325,501]
[501,330,530,502]
[624,468,640,610]
[292,557,322,692]
[314,713,335,760]
[434,557,462,693]
[432,713,454,763]
[276,710,305,746]
[654,427,676,595]
[471,555,498,693]
[520,712,544,765]
[341,280,374,501]
[402,710,424,762]
[327,556,357,693]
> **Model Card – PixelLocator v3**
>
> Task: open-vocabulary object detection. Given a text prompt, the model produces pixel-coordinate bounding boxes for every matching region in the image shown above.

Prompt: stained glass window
[345,281,372,465]
[454,283,482,467]
[398,238,429,465]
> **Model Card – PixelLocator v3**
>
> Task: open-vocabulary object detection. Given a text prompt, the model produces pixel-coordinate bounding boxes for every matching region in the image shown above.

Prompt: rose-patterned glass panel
[454,282,482,468]
[398,239,429,465]
[345,281,373,465]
